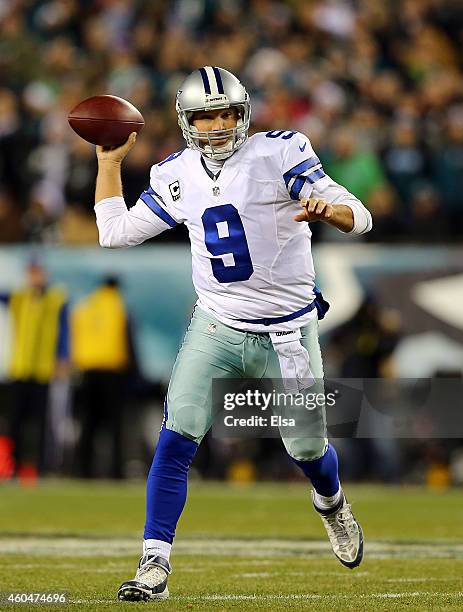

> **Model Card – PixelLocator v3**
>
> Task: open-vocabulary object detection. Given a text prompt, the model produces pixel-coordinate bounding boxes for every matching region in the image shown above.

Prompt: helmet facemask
[182,105,249,160]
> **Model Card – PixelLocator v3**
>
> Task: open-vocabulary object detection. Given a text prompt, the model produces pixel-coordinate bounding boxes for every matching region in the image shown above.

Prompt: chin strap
[203,141,234,159]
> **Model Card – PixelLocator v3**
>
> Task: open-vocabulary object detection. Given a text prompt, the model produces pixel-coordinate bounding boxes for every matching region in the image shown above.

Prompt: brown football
[68,95,144,146]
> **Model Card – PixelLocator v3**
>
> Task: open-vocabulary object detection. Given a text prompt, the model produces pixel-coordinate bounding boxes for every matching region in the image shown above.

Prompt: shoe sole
[118,585,169,601]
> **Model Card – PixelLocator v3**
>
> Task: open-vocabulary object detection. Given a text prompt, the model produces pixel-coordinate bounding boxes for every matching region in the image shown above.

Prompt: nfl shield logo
[207,323,217,333]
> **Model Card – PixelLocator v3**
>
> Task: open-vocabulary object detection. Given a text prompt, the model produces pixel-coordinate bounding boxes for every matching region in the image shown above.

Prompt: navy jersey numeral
[265,130,296,140]
[202,204,254,283]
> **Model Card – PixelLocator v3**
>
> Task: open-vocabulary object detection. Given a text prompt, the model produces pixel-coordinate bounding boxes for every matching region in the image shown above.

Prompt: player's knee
[285,437,326,462]
[167,402,209,443]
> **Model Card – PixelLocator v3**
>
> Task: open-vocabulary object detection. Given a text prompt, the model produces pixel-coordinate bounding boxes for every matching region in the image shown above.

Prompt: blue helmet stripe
[212,67,224,94]
[199,67,211,94]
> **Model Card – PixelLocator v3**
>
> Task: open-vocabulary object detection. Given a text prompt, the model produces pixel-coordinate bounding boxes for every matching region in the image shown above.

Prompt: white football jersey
[95,130,372,332]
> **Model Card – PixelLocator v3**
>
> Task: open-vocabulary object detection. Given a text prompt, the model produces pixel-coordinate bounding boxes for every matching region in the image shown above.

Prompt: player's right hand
[96,131,137,164]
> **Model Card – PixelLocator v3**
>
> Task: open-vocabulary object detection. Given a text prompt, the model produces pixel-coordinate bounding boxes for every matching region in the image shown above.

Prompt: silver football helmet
[176,66,251,160]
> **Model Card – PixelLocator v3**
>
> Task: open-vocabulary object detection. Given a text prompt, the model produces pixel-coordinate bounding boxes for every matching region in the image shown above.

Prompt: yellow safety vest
[71,287,129,372]
[9,286,66,383]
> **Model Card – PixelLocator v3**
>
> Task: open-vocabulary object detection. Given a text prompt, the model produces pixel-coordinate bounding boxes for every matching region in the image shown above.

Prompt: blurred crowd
[1,0,463,244]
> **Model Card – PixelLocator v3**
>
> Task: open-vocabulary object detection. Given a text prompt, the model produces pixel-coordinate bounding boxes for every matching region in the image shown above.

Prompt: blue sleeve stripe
[290,176,306,200]
[283,156,320,186]
[140,192,178,228]
[288,168,326,199]
[146,185,166,206]
[306,168,326,184]
[284,156,326,198]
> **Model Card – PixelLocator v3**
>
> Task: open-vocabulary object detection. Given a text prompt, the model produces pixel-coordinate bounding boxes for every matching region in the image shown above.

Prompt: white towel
[270,330,314,394]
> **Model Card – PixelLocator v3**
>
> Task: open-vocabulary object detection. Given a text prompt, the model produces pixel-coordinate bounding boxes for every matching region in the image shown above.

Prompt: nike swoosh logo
[299,142,306,152]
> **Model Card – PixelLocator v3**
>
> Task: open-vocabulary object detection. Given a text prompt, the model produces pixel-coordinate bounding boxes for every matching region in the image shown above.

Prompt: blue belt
[237,287,330,327]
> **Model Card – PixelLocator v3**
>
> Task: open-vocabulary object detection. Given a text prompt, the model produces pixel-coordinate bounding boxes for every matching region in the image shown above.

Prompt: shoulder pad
[248,130,303,156]
[151,148,192,184]
[157,148,187,169]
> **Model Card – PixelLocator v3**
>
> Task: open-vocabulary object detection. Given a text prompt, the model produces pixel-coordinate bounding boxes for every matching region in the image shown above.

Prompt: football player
[93,66,372,601]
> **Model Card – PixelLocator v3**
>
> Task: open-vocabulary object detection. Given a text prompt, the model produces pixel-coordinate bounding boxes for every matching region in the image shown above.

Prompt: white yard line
[1,537,463,559]
[234,571,370,578]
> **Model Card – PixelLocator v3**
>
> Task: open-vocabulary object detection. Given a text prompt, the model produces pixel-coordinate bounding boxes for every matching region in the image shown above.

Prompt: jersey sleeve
[95,165,182,249]
[278,131,372,235]
[311,175,373,235]
[140,164,183,229]
[280,132,326,201]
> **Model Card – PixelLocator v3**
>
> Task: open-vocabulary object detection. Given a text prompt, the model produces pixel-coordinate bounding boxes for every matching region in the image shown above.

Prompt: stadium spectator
[0,259,69,477]
[363,183,404,242]
[330,295,401,378]
[323,126,387,206]
[381,121,428,208]
[433,109,463,237]
[59,137,99,244]
[0,88,25,203]
[409,184,448,241]
[71,276,136,479]
[329,296,403,482]
[0,189,24,243]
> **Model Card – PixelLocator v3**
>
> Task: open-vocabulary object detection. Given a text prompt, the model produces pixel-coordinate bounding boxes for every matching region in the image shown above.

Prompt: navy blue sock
[144,427,198,543]
[290,443,340,496]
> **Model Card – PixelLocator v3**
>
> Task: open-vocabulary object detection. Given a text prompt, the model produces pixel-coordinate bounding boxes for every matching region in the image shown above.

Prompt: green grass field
[0,481,462,611]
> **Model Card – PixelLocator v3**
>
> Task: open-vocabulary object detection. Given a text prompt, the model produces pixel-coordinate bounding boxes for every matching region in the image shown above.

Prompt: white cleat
[312,490,364,569]
[118,553,171,601]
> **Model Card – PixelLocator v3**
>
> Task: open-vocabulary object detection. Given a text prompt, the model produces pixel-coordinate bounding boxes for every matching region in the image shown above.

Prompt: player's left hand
[294,197,333,223]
